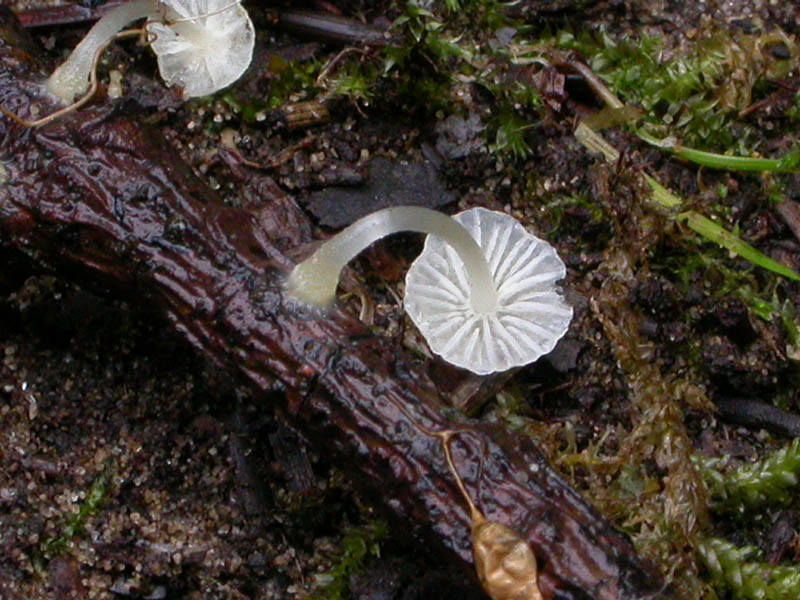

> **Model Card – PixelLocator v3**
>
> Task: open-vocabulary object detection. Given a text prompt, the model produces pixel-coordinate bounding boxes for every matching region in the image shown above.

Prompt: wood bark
[0,11,671,600]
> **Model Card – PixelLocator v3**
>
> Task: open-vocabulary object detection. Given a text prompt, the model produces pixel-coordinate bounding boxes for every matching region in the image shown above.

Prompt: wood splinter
[438,430,544,600]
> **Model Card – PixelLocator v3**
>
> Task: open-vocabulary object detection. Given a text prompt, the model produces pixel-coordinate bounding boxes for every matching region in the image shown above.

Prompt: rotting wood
[0,10,671,600]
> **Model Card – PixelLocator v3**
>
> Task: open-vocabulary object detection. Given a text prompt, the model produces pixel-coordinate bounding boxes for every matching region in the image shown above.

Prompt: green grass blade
[643,174,682,211]
[638,130,800,173]
[680,212,800,282]
[575,120,800,282]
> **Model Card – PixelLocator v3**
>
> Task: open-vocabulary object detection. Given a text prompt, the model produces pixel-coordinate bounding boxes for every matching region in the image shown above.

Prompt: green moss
[380,1,475,116]
[788,93,800,122]
[700,438,800,514]
[266,55,320,109]
[42,465,112,558]
[231,55,321,123]
[557,27,797,151]
[381,0,547,153]
[700,538,800,600]
[329,62,377,105]
[566,242,712,599]
[489,110,533,157]
[313,521,389,600]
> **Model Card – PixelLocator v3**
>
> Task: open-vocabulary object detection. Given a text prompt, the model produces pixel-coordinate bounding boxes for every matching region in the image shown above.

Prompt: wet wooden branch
[0,11,671,600]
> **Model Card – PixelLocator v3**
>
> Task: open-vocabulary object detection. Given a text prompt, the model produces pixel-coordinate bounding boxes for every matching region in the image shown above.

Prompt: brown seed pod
[471,516,543,600]
[438,432,543,600]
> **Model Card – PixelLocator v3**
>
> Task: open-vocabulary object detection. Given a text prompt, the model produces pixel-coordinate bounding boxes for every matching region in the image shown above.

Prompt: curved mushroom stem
[285,206,499,313]
[46,0,158,103]
[3,29,142,127]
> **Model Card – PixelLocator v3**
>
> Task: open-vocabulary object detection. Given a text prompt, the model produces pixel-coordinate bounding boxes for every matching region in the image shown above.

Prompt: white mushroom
[404,207,572,375]
[146,0,255,99]
[46,0,254,104]
[285,205,572,375]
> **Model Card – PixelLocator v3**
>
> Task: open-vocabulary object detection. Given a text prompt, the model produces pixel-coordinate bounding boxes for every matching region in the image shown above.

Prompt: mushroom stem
[46,0,157,103]
[286,206,499,313]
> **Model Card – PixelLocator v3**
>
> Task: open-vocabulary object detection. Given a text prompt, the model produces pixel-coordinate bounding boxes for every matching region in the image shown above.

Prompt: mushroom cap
[146,0,255,98]
[404,207,572,375]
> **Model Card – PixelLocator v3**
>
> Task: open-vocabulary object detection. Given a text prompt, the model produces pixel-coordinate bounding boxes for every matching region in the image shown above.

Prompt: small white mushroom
[146,0,255,99]
[46,0,255,104]
[404,207,572,375]
[285,205,572,375]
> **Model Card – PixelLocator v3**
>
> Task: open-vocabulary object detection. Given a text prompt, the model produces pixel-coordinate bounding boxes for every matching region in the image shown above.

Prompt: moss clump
[42,464,112,558]
[699,538,800,600]
[314,521,388,600]
[700,438,800,514]
[557,27,798,152]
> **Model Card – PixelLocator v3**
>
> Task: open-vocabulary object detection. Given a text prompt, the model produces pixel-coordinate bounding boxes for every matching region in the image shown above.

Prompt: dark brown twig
[278,10,393,46]
[716,397,800,438]
[550,54,624,109]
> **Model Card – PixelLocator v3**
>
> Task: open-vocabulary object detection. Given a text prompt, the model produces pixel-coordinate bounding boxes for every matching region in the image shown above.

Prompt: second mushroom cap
[147,0,255,98]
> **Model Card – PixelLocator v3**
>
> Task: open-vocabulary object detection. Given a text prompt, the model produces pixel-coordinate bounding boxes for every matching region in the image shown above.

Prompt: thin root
[438,431,485,523]
[368,385,486,522]
[316,46,370,88]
